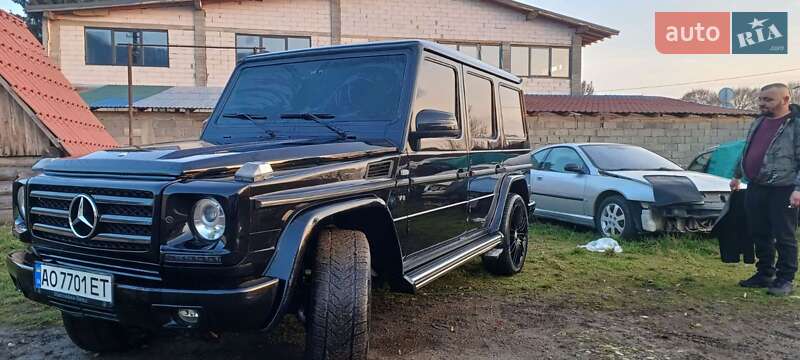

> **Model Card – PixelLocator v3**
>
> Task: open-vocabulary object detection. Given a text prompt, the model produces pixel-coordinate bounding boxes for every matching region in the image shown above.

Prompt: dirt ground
[2,291,799,360]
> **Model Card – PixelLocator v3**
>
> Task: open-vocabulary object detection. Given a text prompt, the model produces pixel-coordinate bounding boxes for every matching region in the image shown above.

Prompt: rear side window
[465,73,495,139]
[499,86,525,139]
[414,59,459,128]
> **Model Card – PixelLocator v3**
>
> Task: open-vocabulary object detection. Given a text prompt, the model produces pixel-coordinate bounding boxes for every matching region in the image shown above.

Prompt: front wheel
[595,195,637,239]
[305,228,371,360]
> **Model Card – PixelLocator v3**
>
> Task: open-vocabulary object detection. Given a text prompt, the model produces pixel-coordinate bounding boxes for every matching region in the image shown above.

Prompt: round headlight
[192,198,226,241]
[16,185,26,219]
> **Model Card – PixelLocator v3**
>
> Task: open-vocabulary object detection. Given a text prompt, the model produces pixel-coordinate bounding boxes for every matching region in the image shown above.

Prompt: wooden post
[127,44,133,146]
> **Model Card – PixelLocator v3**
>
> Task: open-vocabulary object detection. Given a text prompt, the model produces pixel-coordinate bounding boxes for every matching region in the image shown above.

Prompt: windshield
[208,54,408,143]
[580,144,683,171]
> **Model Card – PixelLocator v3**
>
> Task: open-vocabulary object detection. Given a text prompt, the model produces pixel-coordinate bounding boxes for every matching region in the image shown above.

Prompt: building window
[509,46,570,78]
[441,43,502,68]
[235,34,312,61]
[85,27,168,67]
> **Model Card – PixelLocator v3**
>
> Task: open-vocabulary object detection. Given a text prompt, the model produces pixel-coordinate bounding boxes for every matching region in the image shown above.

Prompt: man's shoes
[767,279,794,296]
[738,273,775,288]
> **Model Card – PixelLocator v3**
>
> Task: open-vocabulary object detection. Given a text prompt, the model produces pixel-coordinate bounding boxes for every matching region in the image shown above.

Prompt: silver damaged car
[529,143,735,238]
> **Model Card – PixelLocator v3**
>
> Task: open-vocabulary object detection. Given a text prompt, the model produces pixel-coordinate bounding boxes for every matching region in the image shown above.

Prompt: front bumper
[6,250,282,332]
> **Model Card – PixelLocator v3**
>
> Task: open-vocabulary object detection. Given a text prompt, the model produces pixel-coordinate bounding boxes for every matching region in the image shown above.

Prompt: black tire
[62,312,146,353]
[305,228,371,360]
[483,193,529,275]
[595,195,638,239]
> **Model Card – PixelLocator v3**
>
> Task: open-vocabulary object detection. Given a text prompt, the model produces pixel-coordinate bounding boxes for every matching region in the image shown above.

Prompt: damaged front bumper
[640,192,728,233]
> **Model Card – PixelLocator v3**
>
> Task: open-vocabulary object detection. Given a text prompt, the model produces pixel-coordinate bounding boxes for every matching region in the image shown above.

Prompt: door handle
[456,168,468,179]
[495,164,507,173]
[536,176,543,181]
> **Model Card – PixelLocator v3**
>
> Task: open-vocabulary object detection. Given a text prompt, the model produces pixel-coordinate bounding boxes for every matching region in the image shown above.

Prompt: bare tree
[789,81,800,104]
[681,88,721,106]
[11,0,42,42]
[730,87,759,110]
[581,81,595,95]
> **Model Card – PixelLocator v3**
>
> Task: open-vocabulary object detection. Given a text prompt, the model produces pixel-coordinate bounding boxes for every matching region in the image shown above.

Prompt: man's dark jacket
[734,104,800,189]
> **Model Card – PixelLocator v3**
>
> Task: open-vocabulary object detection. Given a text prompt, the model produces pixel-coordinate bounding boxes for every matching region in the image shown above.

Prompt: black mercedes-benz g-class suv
[7,40,532,359]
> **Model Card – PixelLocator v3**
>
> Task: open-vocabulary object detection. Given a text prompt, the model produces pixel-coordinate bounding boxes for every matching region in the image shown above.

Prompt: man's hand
[730,178,741,191]
[791,191,800,208]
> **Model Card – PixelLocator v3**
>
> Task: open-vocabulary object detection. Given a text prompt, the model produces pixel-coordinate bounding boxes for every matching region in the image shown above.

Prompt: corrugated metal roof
[524,95,757,116]
[82,85,222,110]
[134,86,223,109]
[80,85,170,108]
[0,10,118,156]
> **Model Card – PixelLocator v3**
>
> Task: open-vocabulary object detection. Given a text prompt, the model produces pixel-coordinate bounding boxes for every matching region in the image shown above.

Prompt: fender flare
[262,196,394,330]
[488,174,528,234]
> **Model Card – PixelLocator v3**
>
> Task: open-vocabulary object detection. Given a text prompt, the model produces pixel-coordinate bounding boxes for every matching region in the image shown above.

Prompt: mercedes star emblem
[68,194,99,239]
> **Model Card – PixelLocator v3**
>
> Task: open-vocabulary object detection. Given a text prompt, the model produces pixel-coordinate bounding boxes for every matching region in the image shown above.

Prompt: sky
[0,0,797,98]
[523,0,800,97]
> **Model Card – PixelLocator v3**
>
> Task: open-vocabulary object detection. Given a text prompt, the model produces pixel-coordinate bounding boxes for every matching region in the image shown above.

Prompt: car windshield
[208,54,408,143]
[580,144,683,171]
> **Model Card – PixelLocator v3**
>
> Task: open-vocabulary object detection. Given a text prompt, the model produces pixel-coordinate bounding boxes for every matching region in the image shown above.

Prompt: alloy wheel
[600,203,625,237]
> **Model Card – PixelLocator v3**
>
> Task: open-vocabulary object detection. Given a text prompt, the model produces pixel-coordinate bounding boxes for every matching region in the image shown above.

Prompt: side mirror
[411,109,460,139]
[564,163,586,174]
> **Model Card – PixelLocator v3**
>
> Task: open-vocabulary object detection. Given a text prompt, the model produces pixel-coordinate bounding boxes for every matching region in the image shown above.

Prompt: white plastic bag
[577,237,623,253]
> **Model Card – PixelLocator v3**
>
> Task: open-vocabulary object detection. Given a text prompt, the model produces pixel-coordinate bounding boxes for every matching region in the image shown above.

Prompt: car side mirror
[564,163,586,174]
[411,109,460,139]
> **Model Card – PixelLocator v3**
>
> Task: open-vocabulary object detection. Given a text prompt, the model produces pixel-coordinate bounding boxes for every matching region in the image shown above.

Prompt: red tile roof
[0,10,117,156]
[524,95,757,116]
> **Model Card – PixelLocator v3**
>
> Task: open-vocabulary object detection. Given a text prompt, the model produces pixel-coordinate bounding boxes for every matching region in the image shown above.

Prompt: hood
[603,170,731,192]
[35,139,397,178]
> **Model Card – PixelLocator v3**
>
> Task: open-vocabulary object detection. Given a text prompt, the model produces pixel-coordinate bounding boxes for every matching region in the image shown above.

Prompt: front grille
[28,184,155,252]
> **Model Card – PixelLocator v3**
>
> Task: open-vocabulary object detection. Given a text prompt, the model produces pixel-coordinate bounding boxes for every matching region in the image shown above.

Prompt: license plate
[34,262,113,306]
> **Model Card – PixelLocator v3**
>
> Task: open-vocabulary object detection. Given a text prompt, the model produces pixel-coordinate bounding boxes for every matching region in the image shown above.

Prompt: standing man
[731,83,800,296]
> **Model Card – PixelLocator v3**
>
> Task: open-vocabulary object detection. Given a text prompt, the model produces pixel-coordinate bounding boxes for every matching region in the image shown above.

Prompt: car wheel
[595,195,637,239]
[305,228,370,360]
[483,193,529,275]
[62,313,149,353]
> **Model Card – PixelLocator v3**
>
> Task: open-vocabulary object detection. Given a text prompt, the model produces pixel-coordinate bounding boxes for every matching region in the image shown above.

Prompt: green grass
[416,221,800,312]
[0,226,61,328]
[2,222,799,330]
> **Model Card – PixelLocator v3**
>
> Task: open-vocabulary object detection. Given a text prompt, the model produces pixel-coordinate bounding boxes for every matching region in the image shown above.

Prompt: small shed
[524,95,757,167]
[0,10,117,222]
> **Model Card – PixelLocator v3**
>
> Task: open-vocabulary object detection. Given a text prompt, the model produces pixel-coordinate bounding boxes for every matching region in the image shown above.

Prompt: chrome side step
[404,233,503,290]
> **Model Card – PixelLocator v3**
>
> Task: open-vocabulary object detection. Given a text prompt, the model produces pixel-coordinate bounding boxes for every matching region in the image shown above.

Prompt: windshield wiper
[280,113,353,140]
[222,112,277,139]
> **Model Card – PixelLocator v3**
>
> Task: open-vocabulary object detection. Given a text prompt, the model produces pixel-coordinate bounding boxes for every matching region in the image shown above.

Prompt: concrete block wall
[526,113,752,167]
[95,110,209,145]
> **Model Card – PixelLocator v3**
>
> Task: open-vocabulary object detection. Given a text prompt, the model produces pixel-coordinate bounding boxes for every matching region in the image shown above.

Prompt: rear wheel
[62,313,148,353]
[305,228,371,360]
[595,195,637,239]
[483,193,529,275]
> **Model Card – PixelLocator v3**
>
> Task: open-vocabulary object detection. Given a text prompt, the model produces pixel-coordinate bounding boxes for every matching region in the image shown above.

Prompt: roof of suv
[242,39,522,85]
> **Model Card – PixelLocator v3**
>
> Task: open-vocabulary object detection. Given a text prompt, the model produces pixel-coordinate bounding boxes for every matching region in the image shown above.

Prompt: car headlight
[16,185,26,219]
[191,198,226,242]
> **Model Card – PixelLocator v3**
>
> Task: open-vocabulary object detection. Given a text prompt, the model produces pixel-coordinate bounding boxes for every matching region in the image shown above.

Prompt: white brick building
[28,0,617,94]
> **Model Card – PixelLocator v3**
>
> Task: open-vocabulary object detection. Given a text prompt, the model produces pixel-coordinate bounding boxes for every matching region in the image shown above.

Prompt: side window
[465,73,496,140]
[543,147,584,173]
[688,151,712,172]
[499,86,526,140]
[414,59,459,131]
[531,149,550,170]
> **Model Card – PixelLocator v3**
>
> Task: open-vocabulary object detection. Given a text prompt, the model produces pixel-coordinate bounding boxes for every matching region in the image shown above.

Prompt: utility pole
[127,43,134,146]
